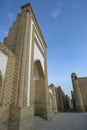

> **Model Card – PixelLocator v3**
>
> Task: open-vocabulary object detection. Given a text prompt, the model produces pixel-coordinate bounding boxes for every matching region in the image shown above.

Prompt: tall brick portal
[0,3,50,130]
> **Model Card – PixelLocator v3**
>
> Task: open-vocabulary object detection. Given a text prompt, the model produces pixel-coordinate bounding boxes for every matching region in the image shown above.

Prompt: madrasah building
[0,3,58,130]
[0,3,77,130]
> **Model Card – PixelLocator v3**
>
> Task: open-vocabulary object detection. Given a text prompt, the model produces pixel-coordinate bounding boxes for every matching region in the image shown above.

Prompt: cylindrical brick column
[71,73,84,112]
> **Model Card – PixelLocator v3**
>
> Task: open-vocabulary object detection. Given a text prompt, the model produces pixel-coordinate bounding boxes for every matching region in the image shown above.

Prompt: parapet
[21,3,31,12]
[71,73,77,80]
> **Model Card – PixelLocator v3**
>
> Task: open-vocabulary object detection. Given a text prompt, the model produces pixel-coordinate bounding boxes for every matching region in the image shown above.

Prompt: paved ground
[42,113,87,130]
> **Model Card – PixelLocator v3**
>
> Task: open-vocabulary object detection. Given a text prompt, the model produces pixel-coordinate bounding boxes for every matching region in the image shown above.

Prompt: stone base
[0,106,35,130]
[0,107,10,130]
[8,107,34,130]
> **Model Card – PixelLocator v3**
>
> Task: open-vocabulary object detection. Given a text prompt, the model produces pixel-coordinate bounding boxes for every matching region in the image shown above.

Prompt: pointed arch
[33,60,47,118]
[33,60,44,80]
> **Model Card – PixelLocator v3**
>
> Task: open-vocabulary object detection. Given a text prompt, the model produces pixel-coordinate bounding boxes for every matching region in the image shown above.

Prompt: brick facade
[0,3,57,130]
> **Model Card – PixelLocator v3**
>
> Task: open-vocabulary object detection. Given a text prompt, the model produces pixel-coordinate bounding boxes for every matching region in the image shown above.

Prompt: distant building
[71,90,76,110]
[66,95,73,109]
[49,84,58,116]
[71,73,87,112]
[56,86,72,112]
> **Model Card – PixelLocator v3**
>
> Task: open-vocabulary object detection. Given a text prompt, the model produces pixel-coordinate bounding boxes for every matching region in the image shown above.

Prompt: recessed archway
[33,60,46,118]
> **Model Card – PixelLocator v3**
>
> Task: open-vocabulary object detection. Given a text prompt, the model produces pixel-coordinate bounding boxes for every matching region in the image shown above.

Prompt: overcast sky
[0,0,87,97]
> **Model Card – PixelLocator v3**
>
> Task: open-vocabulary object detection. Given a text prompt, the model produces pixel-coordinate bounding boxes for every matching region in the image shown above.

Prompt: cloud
[3,31,8,35]
[51,1,63,19]
[51,8,61,19]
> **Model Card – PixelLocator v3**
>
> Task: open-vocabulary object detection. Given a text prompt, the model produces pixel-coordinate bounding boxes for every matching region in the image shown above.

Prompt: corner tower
[71,73,84,112]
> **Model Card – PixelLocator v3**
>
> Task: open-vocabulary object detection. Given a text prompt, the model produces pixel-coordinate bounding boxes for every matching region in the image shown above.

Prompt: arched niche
[33,60,46,118]
[33,60,44,80]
